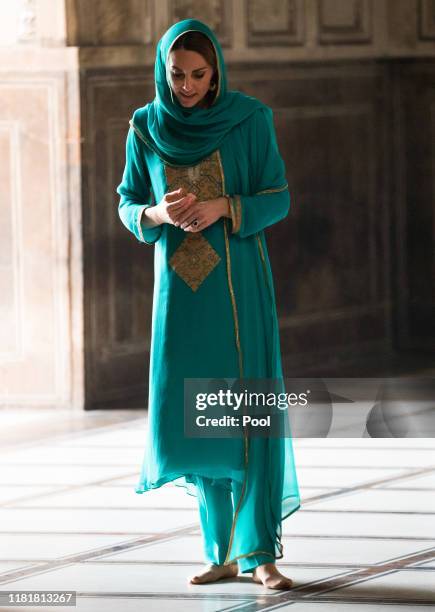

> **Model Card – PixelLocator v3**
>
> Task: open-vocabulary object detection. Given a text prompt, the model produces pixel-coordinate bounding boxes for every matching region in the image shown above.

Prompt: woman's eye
[172,72,205,79]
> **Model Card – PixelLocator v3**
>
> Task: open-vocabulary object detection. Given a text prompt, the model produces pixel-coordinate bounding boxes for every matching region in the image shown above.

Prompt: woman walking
[117,18,300,590]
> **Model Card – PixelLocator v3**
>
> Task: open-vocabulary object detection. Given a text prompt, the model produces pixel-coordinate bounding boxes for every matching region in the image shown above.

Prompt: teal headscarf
[130,18,266,166]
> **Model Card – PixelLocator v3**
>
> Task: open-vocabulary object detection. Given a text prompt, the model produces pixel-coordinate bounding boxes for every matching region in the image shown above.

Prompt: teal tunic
[117,104,301,564]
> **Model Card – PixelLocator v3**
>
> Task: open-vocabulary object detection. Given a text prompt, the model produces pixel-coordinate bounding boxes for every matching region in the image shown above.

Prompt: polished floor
[0,407,434,611]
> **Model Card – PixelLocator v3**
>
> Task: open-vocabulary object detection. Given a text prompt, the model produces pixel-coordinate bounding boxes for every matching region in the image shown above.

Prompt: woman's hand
[174,196,230,232]
[146,187,197,226]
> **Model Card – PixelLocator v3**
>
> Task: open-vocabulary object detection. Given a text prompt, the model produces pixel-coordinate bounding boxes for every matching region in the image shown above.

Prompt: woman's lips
[180,92,196,98]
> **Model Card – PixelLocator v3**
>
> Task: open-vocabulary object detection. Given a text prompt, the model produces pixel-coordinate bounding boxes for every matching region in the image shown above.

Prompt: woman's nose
[183,76,193,90]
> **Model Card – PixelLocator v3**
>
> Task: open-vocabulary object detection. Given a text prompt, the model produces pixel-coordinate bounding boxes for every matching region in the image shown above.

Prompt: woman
[117,18,300,590]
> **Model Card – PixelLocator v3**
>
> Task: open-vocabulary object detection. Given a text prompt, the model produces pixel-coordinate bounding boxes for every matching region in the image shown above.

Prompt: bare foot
[188,562,238,584]
[252,562,293,590]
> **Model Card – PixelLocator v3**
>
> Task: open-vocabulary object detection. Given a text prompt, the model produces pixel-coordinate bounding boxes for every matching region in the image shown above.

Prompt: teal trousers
[195,475,276,573]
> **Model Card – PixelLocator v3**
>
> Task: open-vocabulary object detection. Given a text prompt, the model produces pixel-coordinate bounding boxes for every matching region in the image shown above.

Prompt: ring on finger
[185,218,199,229]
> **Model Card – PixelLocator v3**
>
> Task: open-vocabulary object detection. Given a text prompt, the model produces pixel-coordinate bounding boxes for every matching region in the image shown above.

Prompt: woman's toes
[188,563,238,584]
[188,568,213,584]
[252,565,293,590]
[272,576,293,589]
[189,573,207,584]
[261,576,293,590]
[189,573,209,584]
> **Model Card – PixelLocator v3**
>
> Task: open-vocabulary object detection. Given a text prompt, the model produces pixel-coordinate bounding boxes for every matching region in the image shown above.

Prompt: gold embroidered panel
[169,233,221,292]
[164,150,224,292]
[164,150,224,201]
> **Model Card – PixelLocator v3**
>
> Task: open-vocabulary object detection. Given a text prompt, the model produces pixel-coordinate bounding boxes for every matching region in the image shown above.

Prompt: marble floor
[0,408,434,611]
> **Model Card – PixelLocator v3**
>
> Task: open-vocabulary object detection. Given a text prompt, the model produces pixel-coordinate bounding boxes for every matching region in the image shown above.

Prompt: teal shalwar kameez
[116,19,300,574]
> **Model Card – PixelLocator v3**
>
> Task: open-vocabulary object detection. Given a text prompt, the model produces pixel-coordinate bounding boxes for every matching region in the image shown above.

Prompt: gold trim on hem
[223,550,278,566]
[252,232,288,561]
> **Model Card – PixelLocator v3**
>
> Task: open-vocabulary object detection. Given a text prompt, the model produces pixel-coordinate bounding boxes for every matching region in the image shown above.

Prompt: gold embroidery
[165,152,223,201]
[229,194,242,234]
[164,150,223,291]
[169,233,221,292]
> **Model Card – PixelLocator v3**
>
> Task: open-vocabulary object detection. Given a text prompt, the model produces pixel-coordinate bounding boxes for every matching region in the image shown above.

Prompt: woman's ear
[210,72,218,92]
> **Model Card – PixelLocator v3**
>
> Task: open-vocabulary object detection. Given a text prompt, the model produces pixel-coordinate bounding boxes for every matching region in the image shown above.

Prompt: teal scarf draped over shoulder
[130,18,266,166]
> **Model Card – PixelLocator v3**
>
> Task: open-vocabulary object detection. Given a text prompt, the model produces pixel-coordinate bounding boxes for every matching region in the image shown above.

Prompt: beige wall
[0,0,434,409]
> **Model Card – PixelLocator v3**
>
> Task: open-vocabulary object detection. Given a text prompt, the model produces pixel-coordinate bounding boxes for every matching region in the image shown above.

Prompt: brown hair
[169,31,218,108]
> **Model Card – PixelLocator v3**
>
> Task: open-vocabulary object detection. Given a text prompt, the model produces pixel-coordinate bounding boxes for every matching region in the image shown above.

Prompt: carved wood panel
[168,0,232,47]
[247,0,305,47]
[318,0,373,45]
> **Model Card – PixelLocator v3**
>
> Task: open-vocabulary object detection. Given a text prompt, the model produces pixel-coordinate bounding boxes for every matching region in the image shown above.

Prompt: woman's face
[167,49,214,108]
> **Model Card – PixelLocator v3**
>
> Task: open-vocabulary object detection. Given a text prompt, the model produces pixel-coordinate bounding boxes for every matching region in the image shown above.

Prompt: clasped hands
[152,187,229,232]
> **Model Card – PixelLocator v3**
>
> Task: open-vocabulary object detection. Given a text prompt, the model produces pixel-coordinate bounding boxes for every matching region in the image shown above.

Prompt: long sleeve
[116,126,163,245]
[227,107,290,238]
